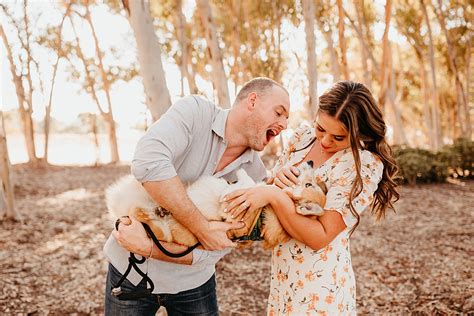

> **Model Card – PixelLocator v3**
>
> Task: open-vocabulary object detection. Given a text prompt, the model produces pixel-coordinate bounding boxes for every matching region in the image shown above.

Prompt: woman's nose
[321,134,332,145]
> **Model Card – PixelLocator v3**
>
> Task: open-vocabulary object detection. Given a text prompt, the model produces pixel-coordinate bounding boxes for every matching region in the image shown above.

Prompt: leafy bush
[392,138,474,184]
[449,138,474,178]
[393,147,433,185]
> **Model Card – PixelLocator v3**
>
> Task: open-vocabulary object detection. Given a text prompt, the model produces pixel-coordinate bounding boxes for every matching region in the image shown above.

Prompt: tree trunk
[344,6,380,76]
[316,18,341,81]
[70,17,118,164]
[0,24,37,164]
[175,0,198,94]
[84,6,120,163]
[196,0,231,108]
[104,112,119,164]
[0,111,18,221]
[174,0,186,97]
[43,60,57,164]
[229,0,243,87]
[44,3,72,164]
[271,2,284,83]
[378,0,392,111]
[242,2,258,78]
[302,0,318,117]
[337,0,349,80]
[419,58,433,144]
[421,0,441,149]
[122,0,171,121]
[386,43,408,145]
[186,50,199,94]
[89,114,100,166]
[353,0,371,90]
[467,34,472,125]
[435,0,470,138]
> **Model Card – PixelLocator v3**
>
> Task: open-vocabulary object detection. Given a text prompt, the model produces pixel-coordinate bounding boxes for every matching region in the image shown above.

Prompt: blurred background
[1,0,472,166]
[0,0,472,314]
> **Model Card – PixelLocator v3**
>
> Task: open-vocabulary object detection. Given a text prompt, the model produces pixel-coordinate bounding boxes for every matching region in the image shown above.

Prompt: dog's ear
[306,160,314,168]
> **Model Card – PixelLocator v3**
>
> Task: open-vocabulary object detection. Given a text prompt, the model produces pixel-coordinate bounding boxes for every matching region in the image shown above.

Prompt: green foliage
[393,139,474,184]
[449,138,474,178]
[393,146,434,185]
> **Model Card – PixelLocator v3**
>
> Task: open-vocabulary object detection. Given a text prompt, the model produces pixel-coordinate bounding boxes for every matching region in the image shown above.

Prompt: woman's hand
[273,166,300,189]
[222,185,281,221]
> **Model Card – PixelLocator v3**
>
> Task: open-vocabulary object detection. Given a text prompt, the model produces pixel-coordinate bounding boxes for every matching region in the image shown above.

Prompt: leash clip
[111,287,123,297]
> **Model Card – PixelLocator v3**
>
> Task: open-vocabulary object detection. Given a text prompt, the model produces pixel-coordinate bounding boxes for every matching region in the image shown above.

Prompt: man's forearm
[142,176,209,235]
[150,243,193,265]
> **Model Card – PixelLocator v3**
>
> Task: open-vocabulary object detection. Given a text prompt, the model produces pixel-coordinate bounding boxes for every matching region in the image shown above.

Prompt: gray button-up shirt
[103,95,267,294]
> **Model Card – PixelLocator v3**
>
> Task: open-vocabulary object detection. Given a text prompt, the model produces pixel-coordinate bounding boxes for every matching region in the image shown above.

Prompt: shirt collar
[211,108,257,177]
[212,108,230,139]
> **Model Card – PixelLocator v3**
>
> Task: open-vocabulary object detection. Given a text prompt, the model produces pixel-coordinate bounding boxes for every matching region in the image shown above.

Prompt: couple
[104,77,399,315]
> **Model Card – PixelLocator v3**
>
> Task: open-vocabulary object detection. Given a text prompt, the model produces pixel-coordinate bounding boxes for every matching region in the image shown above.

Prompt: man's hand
[194,220,245,250]
[112,215,149,257]
[113,216,193,264]
[143,178,243,252]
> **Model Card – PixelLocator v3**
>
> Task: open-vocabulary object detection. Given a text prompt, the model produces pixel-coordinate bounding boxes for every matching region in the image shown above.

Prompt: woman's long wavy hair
[318,81,399,234]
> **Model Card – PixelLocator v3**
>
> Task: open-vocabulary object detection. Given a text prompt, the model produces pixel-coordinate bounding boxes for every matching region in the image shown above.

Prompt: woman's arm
[224,186,347,251]
[267,189,346,250]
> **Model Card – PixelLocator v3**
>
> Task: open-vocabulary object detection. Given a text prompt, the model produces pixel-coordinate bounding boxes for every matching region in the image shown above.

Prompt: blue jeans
[104,263,219,315]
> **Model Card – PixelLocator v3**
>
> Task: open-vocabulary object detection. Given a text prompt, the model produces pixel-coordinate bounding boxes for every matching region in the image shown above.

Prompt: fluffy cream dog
[106,162,327,249]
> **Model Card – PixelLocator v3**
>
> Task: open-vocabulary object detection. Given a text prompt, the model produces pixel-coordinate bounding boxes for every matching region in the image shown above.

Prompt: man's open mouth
[266,128,278,142]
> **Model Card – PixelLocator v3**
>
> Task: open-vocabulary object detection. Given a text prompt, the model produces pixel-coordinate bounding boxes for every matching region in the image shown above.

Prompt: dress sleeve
[324,151,384,229]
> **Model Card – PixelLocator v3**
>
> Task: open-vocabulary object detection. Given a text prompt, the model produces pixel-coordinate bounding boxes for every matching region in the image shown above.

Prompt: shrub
[393,147,433,185]
[449,138,474,178]
[392,138,474,184]
[430,148,458,182]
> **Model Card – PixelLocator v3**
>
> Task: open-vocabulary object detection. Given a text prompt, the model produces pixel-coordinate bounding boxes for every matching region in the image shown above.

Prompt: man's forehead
[272,87,290,106]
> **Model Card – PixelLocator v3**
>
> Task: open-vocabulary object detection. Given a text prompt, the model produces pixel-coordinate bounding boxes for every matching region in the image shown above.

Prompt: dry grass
[0,164,472,315]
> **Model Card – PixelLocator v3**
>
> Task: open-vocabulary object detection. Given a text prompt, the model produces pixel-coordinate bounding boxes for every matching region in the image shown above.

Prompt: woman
[224,81,399,314]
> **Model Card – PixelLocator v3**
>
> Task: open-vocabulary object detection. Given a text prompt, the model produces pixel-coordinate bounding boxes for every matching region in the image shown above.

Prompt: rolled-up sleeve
[131,96,202,183]
[324,151,384,229]
[191,248,231,265]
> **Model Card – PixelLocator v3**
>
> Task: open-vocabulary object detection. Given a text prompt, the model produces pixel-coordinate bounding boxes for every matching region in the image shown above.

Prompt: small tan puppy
[106,162,326,249]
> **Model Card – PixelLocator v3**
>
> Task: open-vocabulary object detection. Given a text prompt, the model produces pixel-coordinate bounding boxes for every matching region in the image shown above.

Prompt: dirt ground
[0,164,472,315]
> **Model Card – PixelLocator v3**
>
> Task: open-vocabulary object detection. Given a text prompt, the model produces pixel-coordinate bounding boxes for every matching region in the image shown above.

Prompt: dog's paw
[296,202,324,216]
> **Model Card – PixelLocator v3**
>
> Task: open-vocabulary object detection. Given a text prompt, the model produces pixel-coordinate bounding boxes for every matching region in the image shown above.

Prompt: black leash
[111,218,200,300]
[111,252,154,300]
[111,214,261,300]
[142,223,200,258]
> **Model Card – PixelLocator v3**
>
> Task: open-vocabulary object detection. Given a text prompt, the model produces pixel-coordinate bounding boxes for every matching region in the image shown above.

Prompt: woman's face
[315,112,351,153]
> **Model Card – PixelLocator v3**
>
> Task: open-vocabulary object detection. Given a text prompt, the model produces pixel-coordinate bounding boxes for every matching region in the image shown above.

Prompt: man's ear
[246,92,257,111]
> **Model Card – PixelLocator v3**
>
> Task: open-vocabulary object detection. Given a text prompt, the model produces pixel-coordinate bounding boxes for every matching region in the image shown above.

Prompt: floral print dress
[267,125,384,315]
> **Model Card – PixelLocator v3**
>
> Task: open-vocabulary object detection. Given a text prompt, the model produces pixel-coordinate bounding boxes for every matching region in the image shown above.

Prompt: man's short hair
[234,77,288,103]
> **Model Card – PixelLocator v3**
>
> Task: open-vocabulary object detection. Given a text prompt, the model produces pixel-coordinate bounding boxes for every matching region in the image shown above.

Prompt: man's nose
[280,117,288,130]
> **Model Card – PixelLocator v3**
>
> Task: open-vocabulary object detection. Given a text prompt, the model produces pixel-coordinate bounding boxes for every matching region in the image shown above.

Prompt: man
[104,77,290,315]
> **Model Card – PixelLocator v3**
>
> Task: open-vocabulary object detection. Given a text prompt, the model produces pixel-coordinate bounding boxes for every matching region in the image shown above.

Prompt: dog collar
[233,212,264,242]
